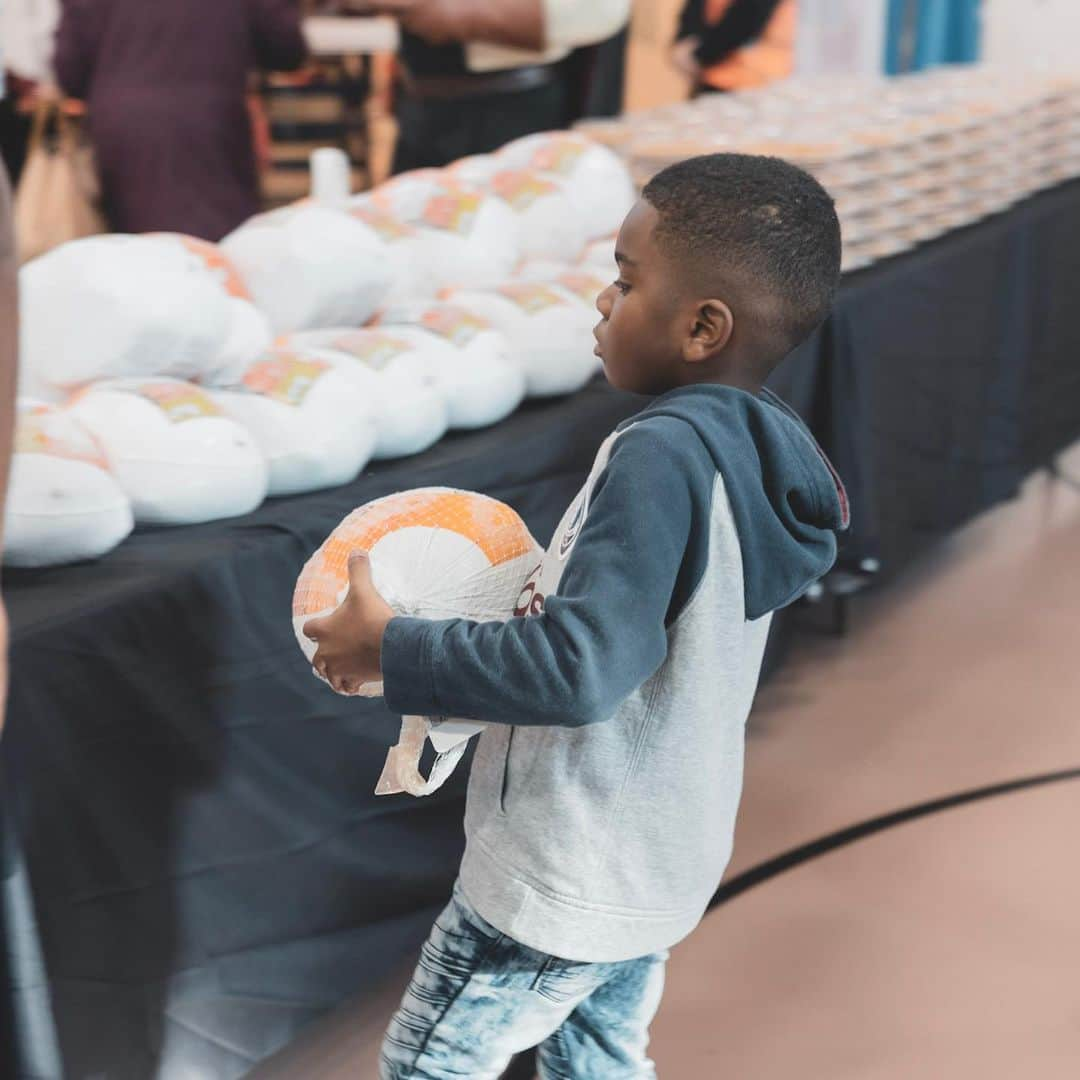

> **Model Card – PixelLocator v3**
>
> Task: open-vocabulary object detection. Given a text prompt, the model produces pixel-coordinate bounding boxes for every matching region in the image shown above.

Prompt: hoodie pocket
[498,728,516,814]
[498,726,548,815]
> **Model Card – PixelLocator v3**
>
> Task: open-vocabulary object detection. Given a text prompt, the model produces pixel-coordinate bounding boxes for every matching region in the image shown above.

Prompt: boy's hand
[304,552,395,695]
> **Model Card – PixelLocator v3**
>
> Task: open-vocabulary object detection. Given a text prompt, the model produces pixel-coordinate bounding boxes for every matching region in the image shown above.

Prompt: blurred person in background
[0,0,60,182]
[53,0,309,241]
[0,163,18,723]
[340,0,632,172]
[671,0,796,95]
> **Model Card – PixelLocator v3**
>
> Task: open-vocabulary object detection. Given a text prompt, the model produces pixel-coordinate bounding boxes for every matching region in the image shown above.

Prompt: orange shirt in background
[701,0,797,92]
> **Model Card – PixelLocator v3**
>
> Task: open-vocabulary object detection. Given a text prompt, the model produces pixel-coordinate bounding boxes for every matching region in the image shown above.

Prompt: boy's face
[593,200,687,397]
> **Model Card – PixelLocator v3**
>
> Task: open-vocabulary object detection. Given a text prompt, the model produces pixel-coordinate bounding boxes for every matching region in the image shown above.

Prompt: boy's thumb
[347,550,374,592]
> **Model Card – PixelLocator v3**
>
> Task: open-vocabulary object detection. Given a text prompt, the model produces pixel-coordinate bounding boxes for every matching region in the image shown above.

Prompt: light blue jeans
[380,883,667,1079]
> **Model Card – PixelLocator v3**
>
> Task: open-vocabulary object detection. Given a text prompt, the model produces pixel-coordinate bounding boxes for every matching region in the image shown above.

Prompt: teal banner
[885,0,981,74]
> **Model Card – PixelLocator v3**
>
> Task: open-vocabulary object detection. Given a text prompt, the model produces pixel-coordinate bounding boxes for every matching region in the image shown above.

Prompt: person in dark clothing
[671,0,792,93]
[0,164,16,724]
[54,0,308,241]
[342,0,630,173]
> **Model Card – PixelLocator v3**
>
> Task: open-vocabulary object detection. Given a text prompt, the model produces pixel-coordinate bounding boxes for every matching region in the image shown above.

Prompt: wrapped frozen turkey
[18,235,231,398]
[549,268,610,311]
[221,204,392,334]
[279,330,449,460]
[497,131,635,240]
[146,233,273,385]
[210,352,378,497]
[3,401,134,567]
[512,257,575,282]
[293,487,542,796]
[579,233,617,272]
[487,168,587,261]
[344,199,428,301]
[370,173,520,294]
[68,379,268,525]
[444,154,504,188]
[371,302,526,428]
[441,282,599,398]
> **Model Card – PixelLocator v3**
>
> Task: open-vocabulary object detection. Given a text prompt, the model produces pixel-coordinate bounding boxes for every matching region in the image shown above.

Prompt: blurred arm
[340,0,629,51]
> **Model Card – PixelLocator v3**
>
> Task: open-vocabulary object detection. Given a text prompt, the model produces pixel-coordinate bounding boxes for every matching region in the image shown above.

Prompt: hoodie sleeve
[381,421,703,728]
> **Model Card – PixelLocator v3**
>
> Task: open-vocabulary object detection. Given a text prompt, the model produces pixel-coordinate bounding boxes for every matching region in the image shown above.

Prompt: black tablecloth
[4,179,1080,1079]
[0,383,651,1079]
[819,178,1080,570]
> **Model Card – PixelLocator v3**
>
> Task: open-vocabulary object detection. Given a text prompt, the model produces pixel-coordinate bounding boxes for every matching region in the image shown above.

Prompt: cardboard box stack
[577,67,1080,273]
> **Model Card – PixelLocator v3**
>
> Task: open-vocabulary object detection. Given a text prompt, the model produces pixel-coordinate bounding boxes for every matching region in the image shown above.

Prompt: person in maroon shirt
[54,0,307,241]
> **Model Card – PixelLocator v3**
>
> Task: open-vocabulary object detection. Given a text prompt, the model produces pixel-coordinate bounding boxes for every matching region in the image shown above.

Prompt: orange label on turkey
[293,489,538,619]
[176,235,251,299]
[558,272,607,306]
[137,382,223,423]
[15,406,109,469]
[422,190,482,234]
[531,138,585,176]
[330,331,413,371]
[418,306,488,347]
[350,206,414,243]
[242,355,328,406]
[498,283,568,315]
[491,170,558,211]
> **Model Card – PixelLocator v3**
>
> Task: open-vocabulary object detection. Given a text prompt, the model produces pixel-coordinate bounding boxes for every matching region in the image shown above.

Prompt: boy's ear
[684,298,734,364]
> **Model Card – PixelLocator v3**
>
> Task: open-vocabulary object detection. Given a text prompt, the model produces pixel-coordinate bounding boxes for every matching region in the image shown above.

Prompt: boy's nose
[596,284,615,319]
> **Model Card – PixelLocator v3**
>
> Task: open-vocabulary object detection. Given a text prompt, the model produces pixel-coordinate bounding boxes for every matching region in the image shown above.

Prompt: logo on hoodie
[558,493,588,560]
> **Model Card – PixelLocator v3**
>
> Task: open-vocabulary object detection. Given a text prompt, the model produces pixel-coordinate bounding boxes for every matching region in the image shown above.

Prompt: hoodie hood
[621,383,849,620]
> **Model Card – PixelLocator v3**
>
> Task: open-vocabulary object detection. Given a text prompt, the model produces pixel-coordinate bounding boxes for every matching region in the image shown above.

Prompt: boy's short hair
[642,153,841,354]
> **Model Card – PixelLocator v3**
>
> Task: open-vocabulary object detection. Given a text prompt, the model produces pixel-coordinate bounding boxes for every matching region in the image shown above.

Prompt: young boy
[305,153,849,1079]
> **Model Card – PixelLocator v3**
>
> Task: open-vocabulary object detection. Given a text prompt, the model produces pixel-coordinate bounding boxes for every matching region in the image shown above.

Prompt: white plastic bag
[370,174,521,295]
[579,233,617,271]
[372,303,526,429]
[444,154,504,187]
[18,234,231,395]
[146,233,273,385]
[550,267,610,311]
[279,331,449,460]
[3,401,133,567]
[210,352,378,497]
[441,282,600,398]
[498,131,636,240]
[488,168,587,261]
[221,205,393,334]
[344,199,429,302]
[513,257,576,282]
[68,378,269,525]
[293,487,542,796]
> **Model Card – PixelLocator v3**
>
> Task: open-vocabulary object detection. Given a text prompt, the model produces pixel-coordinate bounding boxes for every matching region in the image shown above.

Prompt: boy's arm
[381,423,697,728]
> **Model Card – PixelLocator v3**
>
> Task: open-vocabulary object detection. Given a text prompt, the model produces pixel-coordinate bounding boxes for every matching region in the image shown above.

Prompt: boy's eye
[613,279,631,295]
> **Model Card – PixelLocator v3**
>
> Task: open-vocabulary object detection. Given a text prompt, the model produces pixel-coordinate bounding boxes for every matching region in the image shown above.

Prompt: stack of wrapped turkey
[8,130,635,567]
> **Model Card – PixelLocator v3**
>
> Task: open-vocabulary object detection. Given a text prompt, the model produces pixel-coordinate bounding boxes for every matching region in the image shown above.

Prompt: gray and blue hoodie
[382,384,849,962]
